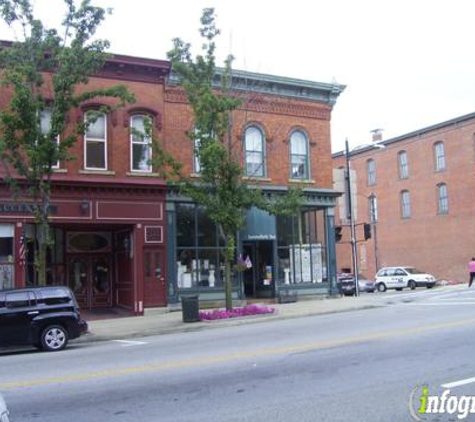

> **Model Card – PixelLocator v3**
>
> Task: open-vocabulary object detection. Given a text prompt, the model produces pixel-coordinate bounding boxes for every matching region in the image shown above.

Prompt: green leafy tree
[0,0,135,285]
[168,8,301,310]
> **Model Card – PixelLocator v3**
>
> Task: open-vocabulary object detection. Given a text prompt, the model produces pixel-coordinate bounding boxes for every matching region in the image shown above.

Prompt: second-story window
[368,195,378,223]
[400,190,411,218]
[437,183,448,214]
[290,130,309,179]
[434,141,445,171]
[398,151,408,179]
[84,111,107,170]
[193,137,201,174]
[40,108,59,169]
[367,159,376,185]
[131,115,152,172]
[245,126,265,177]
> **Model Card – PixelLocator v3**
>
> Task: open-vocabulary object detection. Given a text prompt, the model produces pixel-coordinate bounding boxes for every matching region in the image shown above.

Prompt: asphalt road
[2,286,475,422]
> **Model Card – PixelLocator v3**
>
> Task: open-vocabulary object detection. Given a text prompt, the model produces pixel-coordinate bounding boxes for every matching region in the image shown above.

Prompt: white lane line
[401,301,475,306]
[112,340,147,347]
[442,377,475,389]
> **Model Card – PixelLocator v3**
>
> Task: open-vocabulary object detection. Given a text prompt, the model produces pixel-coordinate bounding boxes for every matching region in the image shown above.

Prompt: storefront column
[134,224,145,315]
[326,208,339,296]
[165,202,179,304]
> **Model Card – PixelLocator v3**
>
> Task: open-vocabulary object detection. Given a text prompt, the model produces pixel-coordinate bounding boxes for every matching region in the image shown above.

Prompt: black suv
[0,286,88,351]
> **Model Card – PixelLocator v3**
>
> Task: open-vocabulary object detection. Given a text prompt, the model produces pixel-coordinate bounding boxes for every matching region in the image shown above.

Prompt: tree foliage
[0,0,135,285]
[168,8,302,310]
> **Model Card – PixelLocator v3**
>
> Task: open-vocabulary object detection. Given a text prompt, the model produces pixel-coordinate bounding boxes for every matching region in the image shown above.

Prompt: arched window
[130,115,152,172]
[244,126,265,177]
[84,111,107,170]
[40,108,59,169]
[434,141,445,171]
[398,150,408,179]
[400,190,411,218]
[290,130,309,179]
[367,159,376,185]
[437,183,448,214]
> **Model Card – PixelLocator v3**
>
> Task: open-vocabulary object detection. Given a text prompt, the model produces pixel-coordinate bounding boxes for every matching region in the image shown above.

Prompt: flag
[18,230,26,266]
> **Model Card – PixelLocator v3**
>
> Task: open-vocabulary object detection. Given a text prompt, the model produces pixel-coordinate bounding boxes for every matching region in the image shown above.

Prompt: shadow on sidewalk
[81,307,134,321]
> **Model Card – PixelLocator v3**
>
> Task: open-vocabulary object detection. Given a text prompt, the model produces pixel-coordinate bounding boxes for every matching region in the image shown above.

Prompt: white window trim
[130,115,152,173]
[84,111,107,171]
[289,130,310,180]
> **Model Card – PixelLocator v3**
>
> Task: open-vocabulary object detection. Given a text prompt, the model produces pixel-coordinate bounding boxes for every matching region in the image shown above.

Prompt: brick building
[332,112,475,283]
[0,51,345,312]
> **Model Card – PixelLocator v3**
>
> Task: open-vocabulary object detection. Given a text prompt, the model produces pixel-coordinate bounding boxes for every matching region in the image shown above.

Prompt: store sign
[0,203,57,215]
[248,234,276,240]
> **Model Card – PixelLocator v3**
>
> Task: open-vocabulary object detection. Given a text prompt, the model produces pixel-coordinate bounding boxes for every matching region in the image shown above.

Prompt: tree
[0,0,135,286]
[168,8,301,310]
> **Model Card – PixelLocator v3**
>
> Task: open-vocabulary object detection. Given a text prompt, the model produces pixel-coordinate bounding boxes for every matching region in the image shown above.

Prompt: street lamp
[345,139,386,297]
[345,138,359,296]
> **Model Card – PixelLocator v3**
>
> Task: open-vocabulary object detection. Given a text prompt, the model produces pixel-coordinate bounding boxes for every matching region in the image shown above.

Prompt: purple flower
[199,304,275,320]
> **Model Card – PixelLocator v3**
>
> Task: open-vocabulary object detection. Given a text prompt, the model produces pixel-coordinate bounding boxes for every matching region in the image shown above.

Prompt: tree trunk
[224,233,235,311]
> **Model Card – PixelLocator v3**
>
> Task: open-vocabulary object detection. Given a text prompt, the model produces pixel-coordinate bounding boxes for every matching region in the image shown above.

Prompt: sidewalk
[78,295,380,344]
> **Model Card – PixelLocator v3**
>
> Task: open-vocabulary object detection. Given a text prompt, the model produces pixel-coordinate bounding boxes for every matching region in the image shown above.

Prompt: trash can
[181,295,200,323]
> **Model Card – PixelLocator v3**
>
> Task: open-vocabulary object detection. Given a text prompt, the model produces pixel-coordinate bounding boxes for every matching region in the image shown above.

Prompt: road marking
[401,301,475,306]
[2,317,475,391]
[442,377,475,389]
[112,340,147,347]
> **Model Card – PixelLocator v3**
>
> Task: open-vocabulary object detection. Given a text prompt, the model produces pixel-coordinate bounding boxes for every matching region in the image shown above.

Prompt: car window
[404,268,424,274]
[394,269,406,276]
[377,270,387,277]
[386,269,396,276]
[5,291,31,308]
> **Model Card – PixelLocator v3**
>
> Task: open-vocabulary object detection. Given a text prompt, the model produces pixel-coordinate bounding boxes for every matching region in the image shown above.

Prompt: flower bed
[199,304,275,321]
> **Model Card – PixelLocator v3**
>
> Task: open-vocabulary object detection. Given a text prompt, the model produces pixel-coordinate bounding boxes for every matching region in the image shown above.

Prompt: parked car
[0,394,9,422]
[375,267,436,292]
[0,286,88,351]
[337,273,376,296]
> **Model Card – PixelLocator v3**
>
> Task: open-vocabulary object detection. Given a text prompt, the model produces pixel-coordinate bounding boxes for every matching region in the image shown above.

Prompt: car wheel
[40,325,69,352]
[408,280,416,290]
[377,283,387,292]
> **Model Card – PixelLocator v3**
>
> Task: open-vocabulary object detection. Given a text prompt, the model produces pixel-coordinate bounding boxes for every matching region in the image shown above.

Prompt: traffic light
[364,223,372,240]
[335,226,342,242]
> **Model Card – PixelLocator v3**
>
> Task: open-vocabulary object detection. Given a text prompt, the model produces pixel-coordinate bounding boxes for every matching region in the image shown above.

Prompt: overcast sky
[2,0,475,152]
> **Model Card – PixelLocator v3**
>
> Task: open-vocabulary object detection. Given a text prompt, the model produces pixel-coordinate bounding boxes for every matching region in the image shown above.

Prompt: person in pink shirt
[469,258,475,287]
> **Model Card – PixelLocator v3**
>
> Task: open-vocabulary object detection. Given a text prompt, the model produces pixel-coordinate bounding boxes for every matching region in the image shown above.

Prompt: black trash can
[181,295,200,323]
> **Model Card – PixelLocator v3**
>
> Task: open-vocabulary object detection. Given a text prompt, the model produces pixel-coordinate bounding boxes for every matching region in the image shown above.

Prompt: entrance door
[242,241,275,299]
[143,248,167,307]
[68,256,112,308]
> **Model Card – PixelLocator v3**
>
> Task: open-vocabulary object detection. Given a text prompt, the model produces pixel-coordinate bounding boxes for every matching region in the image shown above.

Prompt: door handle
[27,311,39,315]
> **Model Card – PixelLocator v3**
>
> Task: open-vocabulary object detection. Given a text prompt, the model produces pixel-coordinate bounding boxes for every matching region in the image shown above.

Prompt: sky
[2,0,475,153]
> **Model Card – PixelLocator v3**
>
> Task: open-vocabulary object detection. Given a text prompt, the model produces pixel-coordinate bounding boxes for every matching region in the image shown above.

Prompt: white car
[375,266,436,292]
[0,394,10,422]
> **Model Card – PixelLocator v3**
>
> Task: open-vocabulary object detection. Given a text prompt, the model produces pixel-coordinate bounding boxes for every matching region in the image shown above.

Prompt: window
[290,130,310,179]
[398,151,408,179]
[193,137,201,174]
[5,291,31,308]
[368,195,378,223]
[130,115,152,172]
[367,159,376,185]
[84,111,107,170]
[437,183,448,214]
[244,126,266,177]
[40,108,60,168]
[434,141,445,171]
[400,190,411,218]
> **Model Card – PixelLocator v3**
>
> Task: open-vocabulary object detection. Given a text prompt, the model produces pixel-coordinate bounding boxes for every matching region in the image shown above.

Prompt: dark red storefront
[0,176,167,314]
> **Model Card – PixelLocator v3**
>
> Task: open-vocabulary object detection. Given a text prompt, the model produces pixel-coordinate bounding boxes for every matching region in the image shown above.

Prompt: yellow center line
[2,317,475,391]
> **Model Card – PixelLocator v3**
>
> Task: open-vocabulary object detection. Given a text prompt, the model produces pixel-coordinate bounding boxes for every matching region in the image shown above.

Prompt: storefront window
[175,203,234,289]
[276,209,327,284]
[0,224,14,289]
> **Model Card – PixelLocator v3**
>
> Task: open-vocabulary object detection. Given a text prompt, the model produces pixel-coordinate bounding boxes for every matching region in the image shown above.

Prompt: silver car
[0,394,10,422]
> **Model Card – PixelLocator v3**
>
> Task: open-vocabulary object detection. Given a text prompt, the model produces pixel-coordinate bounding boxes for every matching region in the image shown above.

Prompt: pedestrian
[469,257,475,287]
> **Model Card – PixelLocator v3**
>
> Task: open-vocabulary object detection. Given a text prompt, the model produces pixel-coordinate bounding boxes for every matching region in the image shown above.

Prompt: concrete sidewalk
[79,295,381,344]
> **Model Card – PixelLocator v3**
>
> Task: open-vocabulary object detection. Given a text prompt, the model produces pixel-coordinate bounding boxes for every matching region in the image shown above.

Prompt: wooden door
[143,248,166,307]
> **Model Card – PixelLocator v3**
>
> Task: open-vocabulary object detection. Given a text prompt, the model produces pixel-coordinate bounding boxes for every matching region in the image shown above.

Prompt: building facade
[0,52,345,312]
[332,112,475,283]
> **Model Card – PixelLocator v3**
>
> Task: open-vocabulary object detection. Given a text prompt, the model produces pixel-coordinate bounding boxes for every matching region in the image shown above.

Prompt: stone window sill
[79,169,116,176]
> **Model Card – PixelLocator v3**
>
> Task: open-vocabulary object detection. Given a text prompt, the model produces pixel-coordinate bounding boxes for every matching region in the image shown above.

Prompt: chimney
[370,128,383,143]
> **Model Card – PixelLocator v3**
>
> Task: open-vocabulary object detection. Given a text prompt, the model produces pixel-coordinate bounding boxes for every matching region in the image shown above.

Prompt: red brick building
[0,52,346,312]
[332,113,475,283]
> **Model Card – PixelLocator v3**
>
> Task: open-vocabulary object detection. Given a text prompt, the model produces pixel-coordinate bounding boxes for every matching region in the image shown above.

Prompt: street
[2,286,475,421]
